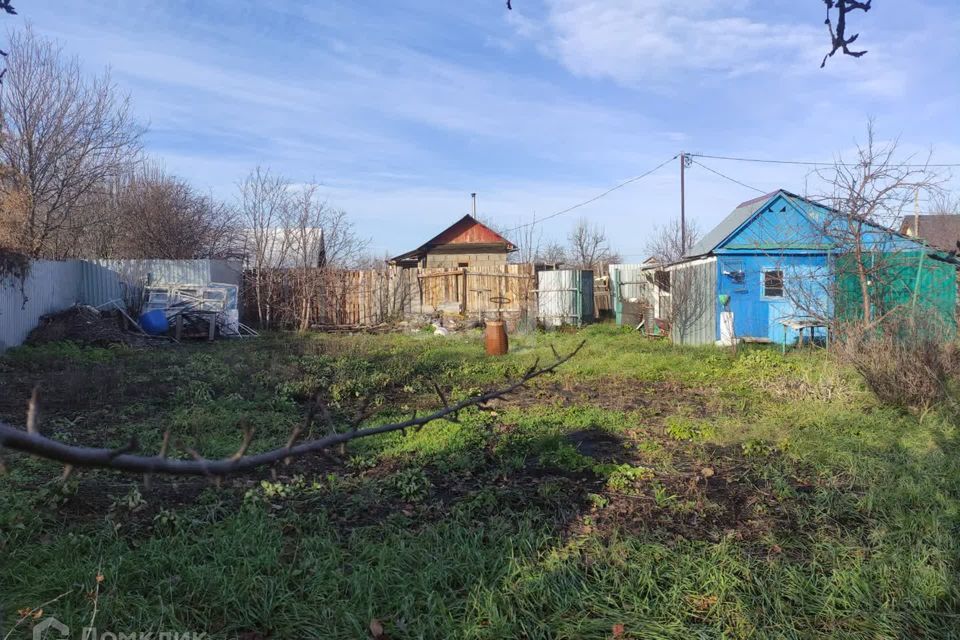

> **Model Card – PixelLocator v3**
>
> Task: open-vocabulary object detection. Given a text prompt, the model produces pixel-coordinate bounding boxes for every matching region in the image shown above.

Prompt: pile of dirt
[27,305,159,348]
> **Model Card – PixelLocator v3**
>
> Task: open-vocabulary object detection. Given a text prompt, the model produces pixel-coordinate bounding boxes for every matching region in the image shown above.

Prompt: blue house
[640,189,953,346]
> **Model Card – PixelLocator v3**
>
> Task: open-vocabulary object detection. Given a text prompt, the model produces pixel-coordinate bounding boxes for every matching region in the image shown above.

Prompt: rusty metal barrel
[484,320,508,356]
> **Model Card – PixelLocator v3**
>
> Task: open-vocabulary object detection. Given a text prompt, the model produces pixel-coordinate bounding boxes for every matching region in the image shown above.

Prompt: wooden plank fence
[242,264,536,328]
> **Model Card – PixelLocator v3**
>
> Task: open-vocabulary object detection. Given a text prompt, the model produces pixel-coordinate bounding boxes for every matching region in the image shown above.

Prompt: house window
[763,270,784,298]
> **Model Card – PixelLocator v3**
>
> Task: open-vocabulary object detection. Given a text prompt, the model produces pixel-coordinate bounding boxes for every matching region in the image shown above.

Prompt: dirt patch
[566,428,624,460]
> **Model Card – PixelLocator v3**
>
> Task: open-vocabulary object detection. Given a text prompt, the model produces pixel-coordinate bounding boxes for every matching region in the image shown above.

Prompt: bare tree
[566,218,619,271]
[537,241,568,266]
[815,121,945,326]
[238,170,369,330]
[511,214,542,264]
[0,26,143,258]
[644,217,702,266]
[287,183,367,331]
[928,193,960,217]
[238,167,292,327]
[107,163,236,259]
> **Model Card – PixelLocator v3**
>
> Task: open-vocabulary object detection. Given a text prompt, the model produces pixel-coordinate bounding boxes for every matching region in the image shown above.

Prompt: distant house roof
[899,215,960,253]
[685,190,787,258]
[389,214,517,265]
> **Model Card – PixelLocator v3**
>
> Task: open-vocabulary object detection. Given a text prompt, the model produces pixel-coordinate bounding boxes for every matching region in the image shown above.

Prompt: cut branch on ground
[0,341,585,477]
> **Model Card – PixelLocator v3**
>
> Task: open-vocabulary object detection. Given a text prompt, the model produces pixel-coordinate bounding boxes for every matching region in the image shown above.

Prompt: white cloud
[513,0,822,86]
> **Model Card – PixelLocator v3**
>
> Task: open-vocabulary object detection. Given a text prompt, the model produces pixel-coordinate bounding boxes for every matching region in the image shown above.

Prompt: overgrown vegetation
[2,325,959,638]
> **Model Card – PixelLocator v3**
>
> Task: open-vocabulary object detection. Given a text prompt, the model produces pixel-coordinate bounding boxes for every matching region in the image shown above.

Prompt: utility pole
[680,152,686,254]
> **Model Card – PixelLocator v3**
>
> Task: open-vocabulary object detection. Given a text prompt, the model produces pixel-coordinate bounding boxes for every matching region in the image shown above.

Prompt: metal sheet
[0,260,82,351]
[665,257,717,346]
[537,269,593,327]
[608,263,654,325]
[80,259,243,308]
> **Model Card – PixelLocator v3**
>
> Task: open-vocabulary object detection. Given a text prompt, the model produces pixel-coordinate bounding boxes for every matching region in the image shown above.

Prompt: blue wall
[714,254,830,344]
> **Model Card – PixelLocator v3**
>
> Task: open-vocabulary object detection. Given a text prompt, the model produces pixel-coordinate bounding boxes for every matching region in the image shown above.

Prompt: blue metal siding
[715,254,829,344]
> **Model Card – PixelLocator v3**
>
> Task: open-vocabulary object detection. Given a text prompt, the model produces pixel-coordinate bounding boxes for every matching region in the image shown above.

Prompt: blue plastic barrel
[139,309,169,335]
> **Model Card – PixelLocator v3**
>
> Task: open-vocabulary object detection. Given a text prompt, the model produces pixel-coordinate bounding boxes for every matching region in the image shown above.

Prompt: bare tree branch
[821,0,872,68]
[567,218,620,272]
[0,341,585,477]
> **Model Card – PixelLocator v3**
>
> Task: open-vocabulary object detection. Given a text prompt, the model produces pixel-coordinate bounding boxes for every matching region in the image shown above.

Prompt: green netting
[835,251,957,336]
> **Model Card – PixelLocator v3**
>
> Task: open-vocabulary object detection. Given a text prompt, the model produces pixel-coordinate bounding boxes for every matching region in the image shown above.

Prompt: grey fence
[0,259,242,351]
[536,269,594,327]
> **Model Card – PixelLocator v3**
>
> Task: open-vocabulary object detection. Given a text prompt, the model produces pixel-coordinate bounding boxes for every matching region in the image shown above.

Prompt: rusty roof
[389,214,516,264]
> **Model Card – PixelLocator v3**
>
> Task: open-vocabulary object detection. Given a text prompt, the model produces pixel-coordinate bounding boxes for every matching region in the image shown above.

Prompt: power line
[690,159,766,194]
[688,153,960,168]
[505,154,678,233]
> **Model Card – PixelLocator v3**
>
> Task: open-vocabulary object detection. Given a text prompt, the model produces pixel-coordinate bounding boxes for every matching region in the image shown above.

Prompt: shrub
[835,318,960,412]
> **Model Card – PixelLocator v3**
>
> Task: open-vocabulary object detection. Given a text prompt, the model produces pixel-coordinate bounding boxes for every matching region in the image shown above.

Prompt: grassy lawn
[1,325,959,639]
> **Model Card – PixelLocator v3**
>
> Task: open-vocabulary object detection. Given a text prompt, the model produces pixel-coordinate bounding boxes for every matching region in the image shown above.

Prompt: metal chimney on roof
[471,193,477,217]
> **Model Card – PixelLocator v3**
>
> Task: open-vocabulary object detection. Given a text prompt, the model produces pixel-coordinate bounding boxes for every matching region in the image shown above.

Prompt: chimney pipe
[471,193,477,217]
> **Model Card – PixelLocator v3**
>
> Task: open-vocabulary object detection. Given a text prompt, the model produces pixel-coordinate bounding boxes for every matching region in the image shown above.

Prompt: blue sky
[18,0,960,260]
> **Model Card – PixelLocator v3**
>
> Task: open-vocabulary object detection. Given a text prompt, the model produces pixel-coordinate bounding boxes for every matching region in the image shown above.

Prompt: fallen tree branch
[0,341,585,477]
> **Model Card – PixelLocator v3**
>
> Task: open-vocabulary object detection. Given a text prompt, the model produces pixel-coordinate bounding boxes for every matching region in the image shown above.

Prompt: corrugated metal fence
[608,259,718,346]
[0,260,83,351]
[537,269,594,327]
[79,260,243,308]
[667,257,717,346]
[0,259,242,350]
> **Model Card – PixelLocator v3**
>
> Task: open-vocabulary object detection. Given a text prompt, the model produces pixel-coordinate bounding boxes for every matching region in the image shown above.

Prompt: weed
[153,508,180,534]
[741,438,775,457]
[109,485,147,513]
[538,440,592,472]
[599,463,655,492]
[385,468,432,503]
[587,493,609,509]
[347,454,378,472]
[665,416,716,442]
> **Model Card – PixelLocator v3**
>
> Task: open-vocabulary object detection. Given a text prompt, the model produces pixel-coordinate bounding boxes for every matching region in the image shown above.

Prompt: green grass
[1,325,959,638]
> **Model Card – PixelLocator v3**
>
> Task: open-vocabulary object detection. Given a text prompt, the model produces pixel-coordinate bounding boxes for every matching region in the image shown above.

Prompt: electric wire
[505,154,678,232]
[689,159,766,194]
[687,153,960,168]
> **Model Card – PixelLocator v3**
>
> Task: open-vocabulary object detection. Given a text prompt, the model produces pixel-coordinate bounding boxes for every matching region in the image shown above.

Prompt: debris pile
[26,305,159,348]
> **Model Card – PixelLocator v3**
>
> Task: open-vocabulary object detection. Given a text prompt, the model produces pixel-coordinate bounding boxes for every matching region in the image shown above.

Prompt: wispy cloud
[509,0,822,85]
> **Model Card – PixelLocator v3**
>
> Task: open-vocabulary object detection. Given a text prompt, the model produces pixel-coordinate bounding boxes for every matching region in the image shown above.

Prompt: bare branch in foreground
[0,341,585,477]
